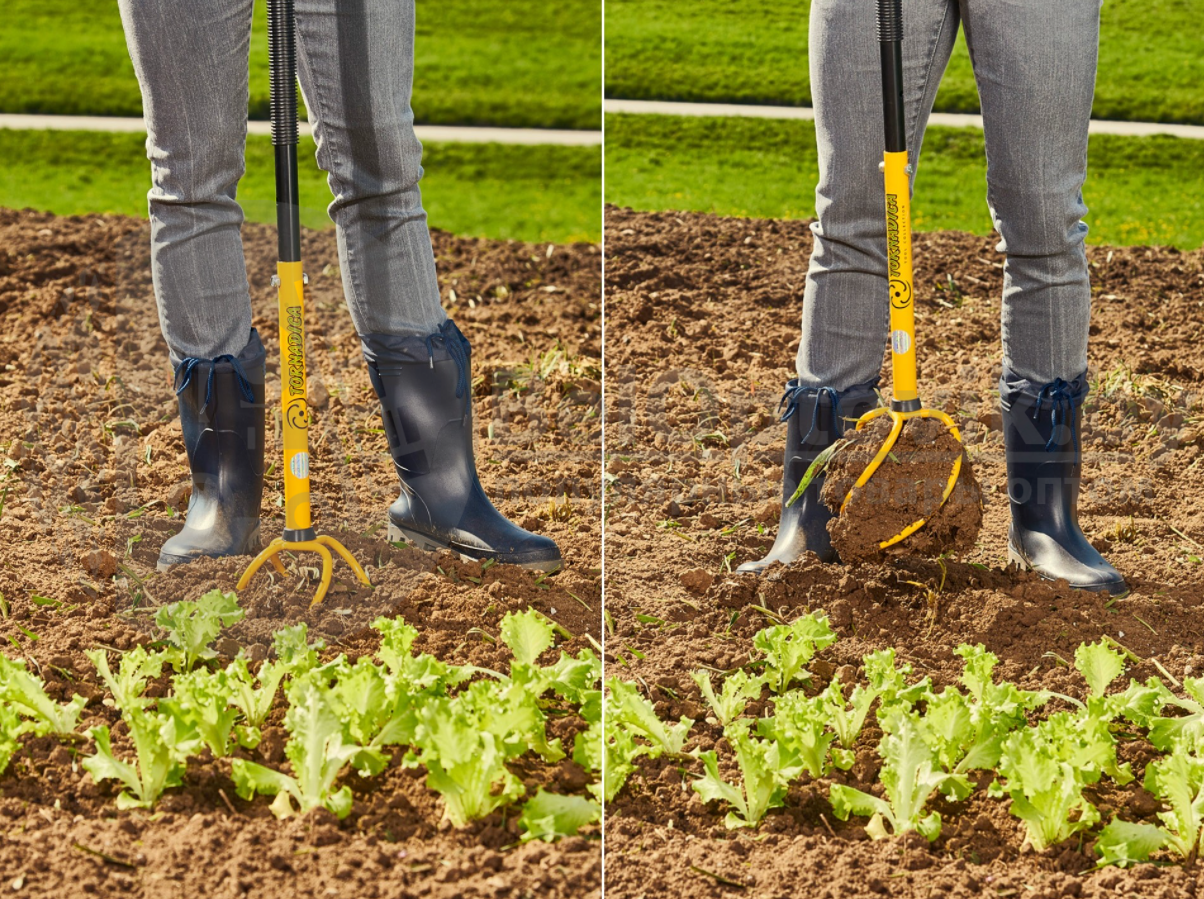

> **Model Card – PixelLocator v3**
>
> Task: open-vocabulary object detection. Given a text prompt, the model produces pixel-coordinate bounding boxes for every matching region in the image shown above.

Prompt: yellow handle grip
[276,259,312,532]
[883,151,917,403]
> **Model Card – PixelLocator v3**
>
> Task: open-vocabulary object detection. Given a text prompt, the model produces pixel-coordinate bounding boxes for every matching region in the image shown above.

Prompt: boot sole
[1007,543,1129,598]
[386,522,563,574]
[156,526,261,573]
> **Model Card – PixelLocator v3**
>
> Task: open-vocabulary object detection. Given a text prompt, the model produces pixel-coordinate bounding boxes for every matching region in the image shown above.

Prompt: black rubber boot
[362,320,563,572]
[158,330,266,571]
[1000,370,1127,596]
[737,379,879,574]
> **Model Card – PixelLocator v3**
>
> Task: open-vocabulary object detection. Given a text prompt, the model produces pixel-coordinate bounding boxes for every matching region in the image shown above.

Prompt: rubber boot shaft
[362,321,562,571]
[1000,370,1127,596]
[738,379,878,574]
[158,329,267,570]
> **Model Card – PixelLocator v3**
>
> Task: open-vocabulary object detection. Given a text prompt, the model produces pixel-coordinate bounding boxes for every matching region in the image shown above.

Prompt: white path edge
[605,98,1204,141]
[0,113,602,146]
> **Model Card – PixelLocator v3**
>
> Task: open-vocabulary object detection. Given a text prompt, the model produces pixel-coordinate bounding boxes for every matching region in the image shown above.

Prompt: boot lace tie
[1032,379,1078,453]
[175,354,256,410]
[778,384,840,446]
[424,320,472,403]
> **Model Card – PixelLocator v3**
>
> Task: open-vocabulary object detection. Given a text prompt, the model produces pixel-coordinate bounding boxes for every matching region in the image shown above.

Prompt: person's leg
[742,0,960,573]
[965,0,1124,594]
[117,0,256,364]
[118,0,267,569]
[292,0,444,337]
[797,0,960,390]
[293,0,560,570]
[962,0,1096,384]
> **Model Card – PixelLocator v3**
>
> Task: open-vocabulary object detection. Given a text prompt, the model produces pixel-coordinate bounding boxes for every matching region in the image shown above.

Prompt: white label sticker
[892,330,911,354]
[290,452,310,480]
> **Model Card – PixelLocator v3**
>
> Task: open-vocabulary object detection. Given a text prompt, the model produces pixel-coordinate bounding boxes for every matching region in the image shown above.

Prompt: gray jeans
[118,0,446,365]
[797,0,1100,390]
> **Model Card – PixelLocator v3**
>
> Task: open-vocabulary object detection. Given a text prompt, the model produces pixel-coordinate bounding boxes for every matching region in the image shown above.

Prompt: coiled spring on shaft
[877,0,903,41]
[267,0,298,146]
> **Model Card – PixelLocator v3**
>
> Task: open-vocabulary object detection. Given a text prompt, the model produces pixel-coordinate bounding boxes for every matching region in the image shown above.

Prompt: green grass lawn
[0,130,601,244]
[605,0,1204,126]
[2,0,601,130]
[604,115,1204,250]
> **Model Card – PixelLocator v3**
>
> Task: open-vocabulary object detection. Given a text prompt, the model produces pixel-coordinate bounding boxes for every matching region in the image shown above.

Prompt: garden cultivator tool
[837,0,964,549]
[237,0,370,605]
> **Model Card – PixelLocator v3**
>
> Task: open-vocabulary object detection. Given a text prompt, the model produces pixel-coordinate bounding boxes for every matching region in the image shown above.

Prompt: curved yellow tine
[878,454,963,549]
[238,533,369,606]
[299,541,335,607]
[317,536,372,586]
[853,405,891,430]
[237,538,285,590]
[269,554,289,577]
[919,407,964,442]
[840,410,905,513]
[877,410,965,549]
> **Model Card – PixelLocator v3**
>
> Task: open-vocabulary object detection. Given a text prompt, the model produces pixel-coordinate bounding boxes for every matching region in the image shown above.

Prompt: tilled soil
[604,205,1204,899]
[0,207,601,898]
[824,415,983,562]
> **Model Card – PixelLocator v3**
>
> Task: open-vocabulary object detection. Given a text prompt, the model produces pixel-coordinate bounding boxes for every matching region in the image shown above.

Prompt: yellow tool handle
[883,150,918,404]
[276,259,312,533]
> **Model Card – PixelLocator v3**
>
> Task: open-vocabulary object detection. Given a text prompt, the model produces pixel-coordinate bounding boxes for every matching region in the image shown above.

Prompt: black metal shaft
[877,0,907,154]
[267,0,301,262]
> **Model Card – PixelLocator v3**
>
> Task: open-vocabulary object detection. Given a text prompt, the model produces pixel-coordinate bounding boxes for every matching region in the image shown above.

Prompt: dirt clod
[823,415,983,562]
[679,568,714,594]
[82,550,117,579]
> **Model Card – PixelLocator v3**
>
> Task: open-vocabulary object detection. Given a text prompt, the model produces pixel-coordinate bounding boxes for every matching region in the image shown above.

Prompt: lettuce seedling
[83,706,200,809]
[573,718,604,801]
[273,622,325,671]
[1111,677,1174,732]
[829,710,957,841]
[231,680,360,819]
[917,645,1050,785]
[1147,677,1204,752]
[547,648,602,708]
[155,589,244,672]
[86,645,167,711]
[322,655,427,776]
[0,703,33,774]
[994,711,1105,851]
[372,615,466,693]
[462,676,565,762]
[752,611,837,694]
[224,623,326,735]
[518,788,600,842]
[763,691,841,776]
[607,678,693,757]
[1075,640,1126,698]
[1094,739,1204,867]
[499,608,556,667]
[1094,819,1170,868]
[817,648,929,757]
[693,719,802,829]
[160,666,241,758]
[412,691,526,828]
[0,654,87,736]
[601,717,642,802]
[692,669,765,727]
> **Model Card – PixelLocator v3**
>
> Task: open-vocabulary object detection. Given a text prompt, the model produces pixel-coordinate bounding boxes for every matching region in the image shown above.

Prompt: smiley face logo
[889,279,912,309]
[286,398,310,431]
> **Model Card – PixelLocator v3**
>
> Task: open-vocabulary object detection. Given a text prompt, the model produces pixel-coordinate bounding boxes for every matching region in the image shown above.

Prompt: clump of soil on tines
[823,415,983,562]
